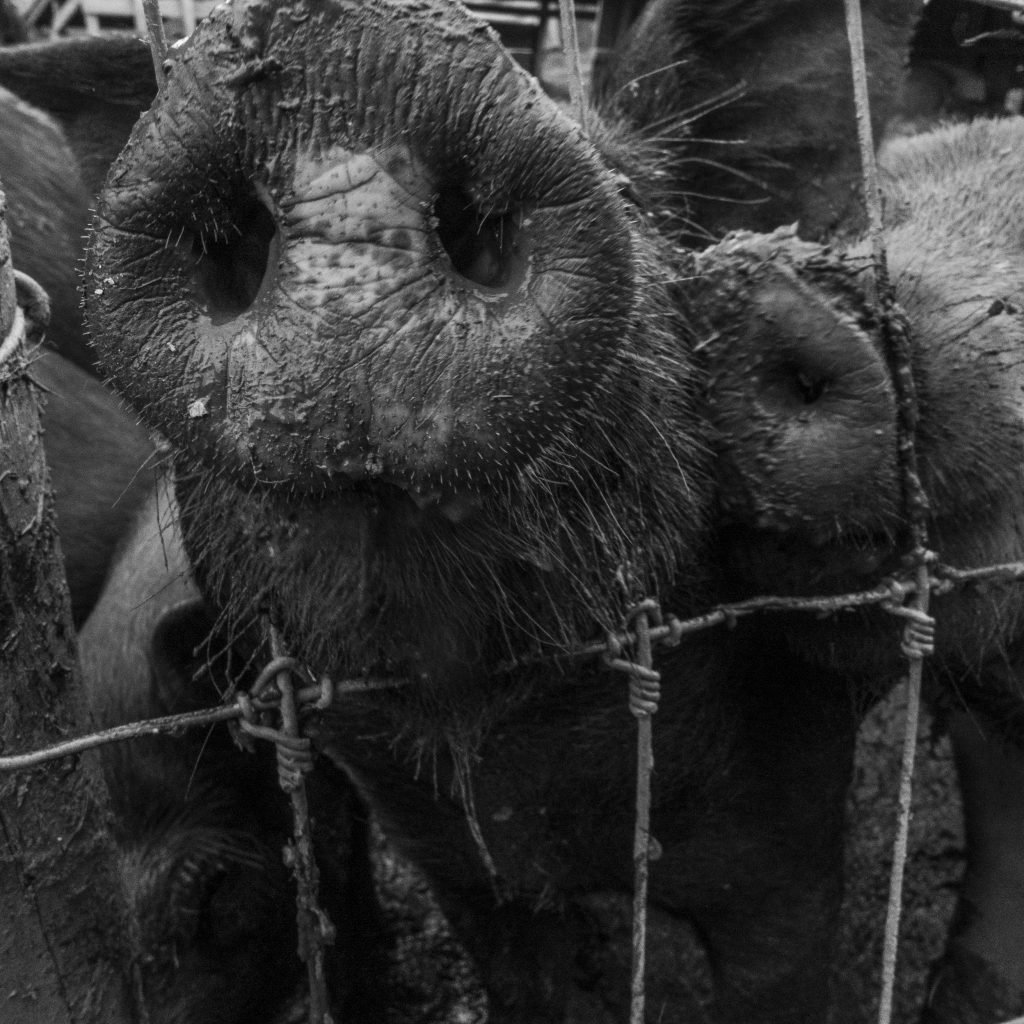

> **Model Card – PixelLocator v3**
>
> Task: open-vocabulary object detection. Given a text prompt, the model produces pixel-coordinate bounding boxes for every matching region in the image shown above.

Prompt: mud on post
[0,189,135,1023]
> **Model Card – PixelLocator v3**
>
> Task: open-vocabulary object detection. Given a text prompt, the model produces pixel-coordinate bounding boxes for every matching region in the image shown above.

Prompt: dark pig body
[310,617,859,1023]
[0,37,155,371]
[602,0,921,240]
[77,482,380,1024]
[83,482,861,1024]
[897,0,1024,129]
[702,116,1024,1024]
[36,349,154,623]
[0,41,157,618]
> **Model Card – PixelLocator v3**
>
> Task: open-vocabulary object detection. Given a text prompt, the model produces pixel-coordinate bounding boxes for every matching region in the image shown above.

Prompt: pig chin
[176,466,605,691]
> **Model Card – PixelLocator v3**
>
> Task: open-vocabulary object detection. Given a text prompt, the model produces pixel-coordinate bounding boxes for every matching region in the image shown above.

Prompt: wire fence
[1,1,1023,1023]
[3,557,1024,1021]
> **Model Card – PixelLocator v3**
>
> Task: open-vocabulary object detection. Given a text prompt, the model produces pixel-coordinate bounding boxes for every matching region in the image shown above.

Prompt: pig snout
[83,0,709,684]
[697,231,901,546]
[85,0,641,504]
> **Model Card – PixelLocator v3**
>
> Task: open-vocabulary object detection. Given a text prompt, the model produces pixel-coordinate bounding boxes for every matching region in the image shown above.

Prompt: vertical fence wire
[142,0,168,84]
[842,0,887,296]
[558,0,588,132]
[843,3,933,1022]
[630,611,654,1024]
[273,657,336,1024]
[878,641,926,1024]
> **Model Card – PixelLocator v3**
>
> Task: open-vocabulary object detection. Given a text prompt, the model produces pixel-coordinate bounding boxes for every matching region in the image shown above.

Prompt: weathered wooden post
[0,184,133,1023]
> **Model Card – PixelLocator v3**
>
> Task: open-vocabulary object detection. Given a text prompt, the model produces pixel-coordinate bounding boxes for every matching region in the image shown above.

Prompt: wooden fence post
[0,184,133,1023]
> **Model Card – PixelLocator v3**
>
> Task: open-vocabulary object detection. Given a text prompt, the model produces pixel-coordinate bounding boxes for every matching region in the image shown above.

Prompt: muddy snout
[85,0,640,501]
[695,233,901,543]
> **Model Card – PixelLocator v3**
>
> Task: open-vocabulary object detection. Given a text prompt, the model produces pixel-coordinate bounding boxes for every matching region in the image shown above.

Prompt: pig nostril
[795,369,827,404]
[434,181,525,291]
[761,361,830,409]
[188,196,278,325]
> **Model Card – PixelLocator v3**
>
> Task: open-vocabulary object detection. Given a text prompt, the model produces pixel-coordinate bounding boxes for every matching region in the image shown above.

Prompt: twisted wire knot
[230,654,322,791]
[312,673,335,711]
[661,615,685,647]
[882,599,935,661]
[249,656,314,699]
[0,271,49,371]
[882,564,936,662]
[603,631,624,664]
[627,599,662,628]
[896,607,936,661]
[235,716,316,790]
[275,731,315,793]
[603,600,664,718]
[627,668,662,719]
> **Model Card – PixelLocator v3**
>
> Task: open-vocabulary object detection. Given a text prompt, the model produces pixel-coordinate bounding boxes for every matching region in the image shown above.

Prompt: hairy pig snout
[85,0,639,497]
[698,240,900,537]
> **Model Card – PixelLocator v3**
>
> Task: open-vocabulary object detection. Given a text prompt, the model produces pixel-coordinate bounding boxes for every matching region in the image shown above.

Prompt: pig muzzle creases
[85,0,642,502]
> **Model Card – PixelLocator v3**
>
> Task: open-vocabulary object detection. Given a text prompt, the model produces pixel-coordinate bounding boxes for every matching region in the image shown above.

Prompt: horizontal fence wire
[2,560,1022,772]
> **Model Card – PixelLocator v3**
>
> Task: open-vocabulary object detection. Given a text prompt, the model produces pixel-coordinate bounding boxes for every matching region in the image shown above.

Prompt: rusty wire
[602,598,665,1024]
[260,627,336,1024]
[142,0,168,83]
[4,558,1023,770]
[6,557,1022,777]
[842,1,934,1021]
[4,1,1019,1020]
[0,566,920,770]
[0,271,50,370]
[557,0,588,130]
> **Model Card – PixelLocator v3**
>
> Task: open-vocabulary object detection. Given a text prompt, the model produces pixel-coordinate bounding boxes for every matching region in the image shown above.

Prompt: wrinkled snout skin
[86,0,707,681]
[89,0,641,494]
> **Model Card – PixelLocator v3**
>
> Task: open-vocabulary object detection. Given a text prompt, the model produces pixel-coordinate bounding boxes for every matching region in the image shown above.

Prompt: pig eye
[188,195,279,325]
[434,181,525,291]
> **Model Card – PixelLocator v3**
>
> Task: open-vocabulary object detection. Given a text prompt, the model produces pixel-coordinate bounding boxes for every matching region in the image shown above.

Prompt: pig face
[85,0,711,694]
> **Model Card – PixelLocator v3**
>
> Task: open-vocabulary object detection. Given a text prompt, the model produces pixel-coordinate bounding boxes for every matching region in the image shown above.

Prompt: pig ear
[0,36,157,198]
[148,598,219,712]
